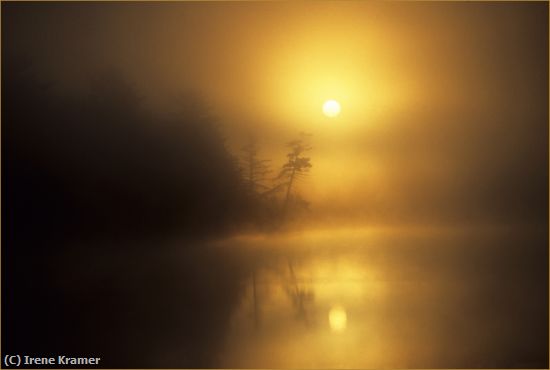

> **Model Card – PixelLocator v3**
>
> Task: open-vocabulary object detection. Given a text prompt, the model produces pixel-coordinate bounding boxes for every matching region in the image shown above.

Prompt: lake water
[214,226,548,368]
[12,225,547,368]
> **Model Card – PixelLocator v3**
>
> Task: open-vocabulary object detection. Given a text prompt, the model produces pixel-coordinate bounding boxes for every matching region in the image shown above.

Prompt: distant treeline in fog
[2,57,309,249]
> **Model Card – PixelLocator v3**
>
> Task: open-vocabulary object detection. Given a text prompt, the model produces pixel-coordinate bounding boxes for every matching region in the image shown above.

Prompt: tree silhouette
[276,132,313,218]
[240,134,271,195]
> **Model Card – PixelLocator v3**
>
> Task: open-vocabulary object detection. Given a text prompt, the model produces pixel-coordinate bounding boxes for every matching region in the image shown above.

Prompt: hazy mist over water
[2,1,548,368]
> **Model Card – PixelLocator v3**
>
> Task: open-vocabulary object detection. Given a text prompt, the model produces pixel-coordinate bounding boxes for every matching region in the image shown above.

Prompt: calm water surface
[28,226,547,368]
[213,226,547,368]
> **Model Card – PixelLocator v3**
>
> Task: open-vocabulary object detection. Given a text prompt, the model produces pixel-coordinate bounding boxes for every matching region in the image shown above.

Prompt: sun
[322,99,341,117]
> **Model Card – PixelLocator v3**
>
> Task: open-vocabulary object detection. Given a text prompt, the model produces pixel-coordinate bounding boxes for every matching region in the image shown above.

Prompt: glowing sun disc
[322,99,341,117]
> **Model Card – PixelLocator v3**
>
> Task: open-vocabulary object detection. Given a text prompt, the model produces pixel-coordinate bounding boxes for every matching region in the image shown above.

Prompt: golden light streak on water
[328,305,347,332]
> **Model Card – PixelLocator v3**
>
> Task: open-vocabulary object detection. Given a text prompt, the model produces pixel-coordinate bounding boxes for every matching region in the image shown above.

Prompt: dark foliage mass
[3,58,253,246]
[1,58,269,367]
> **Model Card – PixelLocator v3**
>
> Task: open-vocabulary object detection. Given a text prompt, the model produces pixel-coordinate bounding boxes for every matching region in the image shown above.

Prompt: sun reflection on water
[219,239,388,368]
[328,306,347,332]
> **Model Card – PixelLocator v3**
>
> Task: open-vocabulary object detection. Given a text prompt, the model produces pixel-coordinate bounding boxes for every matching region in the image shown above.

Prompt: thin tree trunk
[282,166,296,219]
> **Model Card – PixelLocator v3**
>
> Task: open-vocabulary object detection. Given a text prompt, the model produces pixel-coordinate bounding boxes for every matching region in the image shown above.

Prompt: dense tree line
[2,58,312,250]
[4,62,241,247]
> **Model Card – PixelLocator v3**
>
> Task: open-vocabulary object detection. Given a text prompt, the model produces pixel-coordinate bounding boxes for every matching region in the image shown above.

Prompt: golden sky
[5,1,548,226]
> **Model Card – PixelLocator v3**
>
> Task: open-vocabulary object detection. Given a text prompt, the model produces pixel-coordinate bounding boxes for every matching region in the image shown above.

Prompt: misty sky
[4,1,548,226]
